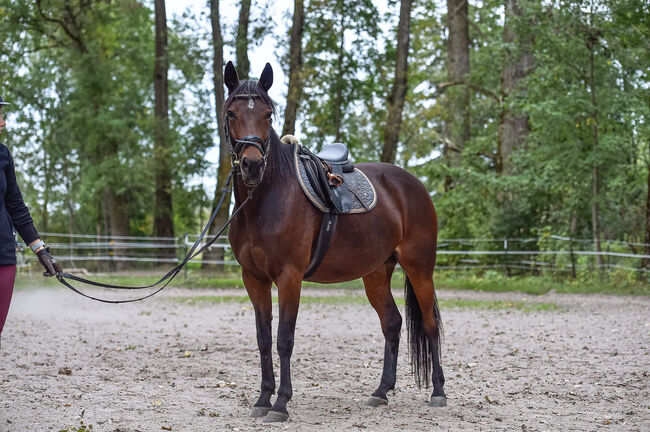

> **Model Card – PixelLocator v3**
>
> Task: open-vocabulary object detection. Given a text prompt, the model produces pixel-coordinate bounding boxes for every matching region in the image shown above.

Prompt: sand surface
[0,285,648,431]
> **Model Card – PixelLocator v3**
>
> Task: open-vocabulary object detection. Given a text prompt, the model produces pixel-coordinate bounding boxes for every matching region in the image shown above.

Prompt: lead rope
[56,169,254,303]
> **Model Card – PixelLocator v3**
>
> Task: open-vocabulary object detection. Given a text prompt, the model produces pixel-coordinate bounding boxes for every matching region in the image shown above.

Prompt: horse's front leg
[242,270,275,418]
[264,269,302,423]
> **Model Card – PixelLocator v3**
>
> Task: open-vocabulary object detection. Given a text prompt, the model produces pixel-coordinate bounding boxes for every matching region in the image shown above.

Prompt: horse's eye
[266,113,272,121]
[227,110,235,119]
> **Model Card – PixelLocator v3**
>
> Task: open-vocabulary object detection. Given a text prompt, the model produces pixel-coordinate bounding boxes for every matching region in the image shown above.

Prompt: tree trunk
[380,0,414,164]
[333,11,346,143]
[42,153,51,232]
[104,187,129,270]
[444,0,470,189]
[282,0,305,137]
[236,0,252,78]
[643,162,650,270]
[153,0,175,257]
[587,14,603,269]
[203,0,231,271]
[497,0,534,175]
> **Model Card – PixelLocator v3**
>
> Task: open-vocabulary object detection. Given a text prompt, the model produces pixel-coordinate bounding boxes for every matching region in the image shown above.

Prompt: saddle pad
[293,143,377,214]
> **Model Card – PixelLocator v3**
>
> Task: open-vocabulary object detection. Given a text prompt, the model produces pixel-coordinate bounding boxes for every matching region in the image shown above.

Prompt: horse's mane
[225,80,294,184]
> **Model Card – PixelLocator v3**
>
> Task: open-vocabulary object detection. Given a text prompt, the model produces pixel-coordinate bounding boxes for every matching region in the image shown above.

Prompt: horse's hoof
[366,396,388,407]
[429,396,447,407]
[251,406,271,418]
[263,410,289,423]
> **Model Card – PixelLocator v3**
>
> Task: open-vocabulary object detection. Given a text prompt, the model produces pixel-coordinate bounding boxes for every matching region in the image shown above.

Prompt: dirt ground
[0,284,648,432]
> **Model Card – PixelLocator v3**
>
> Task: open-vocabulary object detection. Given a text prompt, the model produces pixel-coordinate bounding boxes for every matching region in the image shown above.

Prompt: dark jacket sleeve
[3,145,39,244]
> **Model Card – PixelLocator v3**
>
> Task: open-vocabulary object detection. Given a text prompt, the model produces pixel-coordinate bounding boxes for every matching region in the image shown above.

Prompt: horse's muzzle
[240,156,265,186]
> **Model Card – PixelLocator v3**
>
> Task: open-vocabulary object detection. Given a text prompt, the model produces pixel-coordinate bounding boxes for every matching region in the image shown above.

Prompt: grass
[435,270,650,296]
[170,294,558,312]
[15,266,648,297]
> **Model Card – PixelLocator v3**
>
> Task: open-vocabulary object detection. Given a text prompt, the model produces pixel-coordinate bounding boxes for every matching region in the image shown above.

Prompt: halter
[224,93,271,183]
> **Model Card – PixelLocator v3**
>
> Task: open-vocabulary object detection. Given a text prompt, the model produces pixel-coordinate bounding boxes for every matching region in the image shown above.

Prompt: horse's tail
[404,275,442,389]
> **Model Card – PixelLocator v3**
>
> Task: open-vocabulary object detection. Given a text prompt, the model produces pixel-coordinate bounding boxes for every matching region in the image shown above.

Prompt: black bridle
[224,94,271,182]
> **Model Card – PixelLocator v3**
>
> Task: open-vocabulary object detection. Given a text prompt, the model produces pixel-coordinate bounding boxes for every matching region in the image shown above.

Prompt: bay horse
[224,61,446,422]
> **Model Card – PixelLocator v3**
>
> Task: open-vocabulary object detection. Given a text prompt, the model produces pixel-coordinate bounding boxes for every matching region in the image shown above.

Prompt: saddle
[281,135,377,279]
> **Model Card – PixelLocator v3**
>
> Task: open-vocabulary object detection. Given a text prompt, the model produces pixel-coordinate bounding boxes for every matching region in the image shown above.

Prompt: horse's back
[307,162,437,283]
[356,162,436,226]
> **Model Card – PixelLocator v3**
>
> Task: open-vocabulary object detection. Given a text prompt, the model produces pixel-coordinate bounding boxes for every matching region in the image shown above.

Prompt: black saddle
[299,143,354,213]
[285,136,377,279]
[317,143,354,172]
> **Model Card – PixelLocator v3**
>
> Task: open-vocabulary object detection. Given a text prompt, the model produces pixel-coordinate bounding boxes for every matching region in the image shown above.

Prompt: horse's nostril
[241,157,251,171]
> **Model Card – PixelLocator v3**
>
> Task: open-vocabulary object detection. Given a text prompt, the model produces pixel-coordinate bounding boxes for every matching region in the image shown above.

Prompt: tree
[203,0,231,270]
[444,0,470,189]
[380,0,414,164]
[282,0,305,137]
[497,0,534,175]
[236,0,252,78]
[301,0,380,151]
[153,0,175,254]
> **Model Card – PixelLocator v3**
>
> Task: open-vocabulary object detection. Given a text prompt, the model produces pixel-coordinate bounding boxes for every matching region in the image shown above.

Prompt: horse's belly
[305,214,401,283]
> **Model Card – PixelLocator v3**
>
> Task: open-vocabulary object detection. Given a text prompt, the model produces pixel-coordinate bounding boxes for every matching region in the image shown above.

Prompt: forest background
[0,0,648,274]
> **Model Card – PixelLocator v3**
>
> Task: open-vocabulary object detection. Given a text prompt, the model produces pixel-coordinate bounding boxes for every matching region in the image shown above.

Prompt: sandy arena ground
[0,284,648,431]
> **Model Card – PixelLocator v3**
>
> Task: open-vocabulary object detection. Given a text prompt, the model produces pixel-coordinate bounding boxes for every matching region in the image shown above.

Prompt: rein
[56,91,271,303]
[55,169,255,303]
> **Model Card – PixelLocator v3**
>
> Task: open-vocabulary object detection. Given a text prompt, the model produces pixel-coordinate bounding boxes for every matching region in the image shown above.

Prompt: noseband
[224,94,271,181]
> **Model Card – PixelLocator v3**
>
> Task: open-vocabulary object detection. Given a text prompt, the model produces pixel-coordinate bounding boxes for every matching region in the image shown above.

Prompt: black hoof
[366,396,388,407]
[251,406,271,418]
[429,396,447,407]
[263,410,289,422]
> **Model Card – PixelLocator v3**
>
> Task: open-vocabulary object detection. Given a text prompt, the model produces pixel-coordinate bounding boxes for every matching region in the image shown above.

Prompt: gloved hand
[36,247,63,277]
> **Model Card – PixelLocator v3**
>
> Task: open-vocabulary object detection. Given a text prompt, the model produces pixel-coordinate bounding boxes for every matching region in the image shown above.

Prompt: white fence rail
[15,232,650,275]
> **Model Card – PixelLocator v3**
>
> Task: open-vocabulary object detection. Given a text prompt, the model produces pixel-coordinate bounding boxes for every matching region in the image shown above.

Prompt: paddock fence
[14,232,650,276]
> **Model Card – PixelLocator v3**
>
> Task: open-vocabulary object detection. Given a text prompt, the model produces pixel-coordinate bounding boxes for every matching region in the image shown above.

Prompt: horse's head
[224,61,274,187]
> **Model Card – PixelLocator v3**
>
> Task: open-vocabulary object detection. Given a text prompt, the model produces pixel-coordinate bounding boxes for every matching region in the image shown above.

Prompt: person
[0,94,62,347]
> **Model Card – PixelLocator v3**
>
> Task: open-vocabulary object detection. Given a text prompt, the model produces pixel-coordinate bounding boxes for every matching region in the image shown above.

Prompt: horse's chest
[229,227,280,271]
[232,240,269,269]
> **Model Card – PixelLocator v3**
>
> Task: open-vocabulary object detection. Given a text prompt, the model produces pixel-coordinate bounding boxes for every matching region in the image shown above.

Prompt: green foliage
[1,0,648,279]
[0,0,213,237]
[300,0,382,154]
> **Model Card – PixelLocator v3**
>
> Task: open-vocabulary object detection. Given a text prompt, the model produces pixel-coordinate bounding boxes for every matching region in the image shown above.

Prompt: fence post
[606,240,611,273]
[569,237,576,278]
[183,232,189,280]
[504,239,509,276]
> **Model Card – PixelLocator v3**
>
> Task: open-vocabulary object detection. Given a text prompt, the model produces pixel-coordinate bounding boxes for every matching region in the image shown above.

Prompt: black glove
[36,247,63,277]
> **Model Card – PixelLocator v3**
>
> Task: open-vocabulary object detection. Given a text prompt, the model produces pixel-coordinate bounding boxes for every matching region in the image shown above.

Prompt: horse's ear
[224,61,239,93]
[258,63,273,92]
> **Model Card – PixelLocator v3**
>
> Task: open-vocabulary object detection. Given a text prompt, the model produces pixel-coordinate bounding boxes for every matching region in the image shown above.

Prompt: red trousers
[0,265,16,336]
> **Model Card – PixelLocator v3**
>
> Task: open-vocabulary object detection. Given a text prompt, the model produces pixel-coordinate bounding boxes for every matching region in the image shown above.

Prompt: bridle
[224,93,271,183]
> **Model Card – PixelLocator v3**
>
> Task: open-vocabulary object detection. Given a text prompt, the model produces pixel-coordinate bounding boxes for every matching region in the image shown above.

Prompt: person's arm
[3,146,62,276]
[3,146,38,245]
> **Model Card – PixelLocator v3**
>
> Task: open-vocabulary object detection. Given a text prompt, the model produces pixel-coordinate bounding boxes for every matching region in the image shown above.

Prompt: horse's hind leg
[398,252,447,407]
[362,259,402,406]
